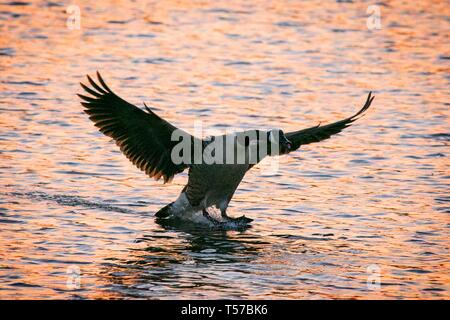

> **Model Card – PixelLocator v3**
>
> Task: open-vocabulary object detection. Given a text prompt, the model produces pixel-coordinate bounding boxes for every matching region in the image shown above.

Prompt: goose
[78,72,374,226]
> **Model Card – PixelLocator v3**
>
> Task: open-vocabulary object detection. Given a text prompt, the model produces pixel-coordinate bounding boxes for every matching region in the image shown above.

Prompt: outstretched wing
[78,72,195,183]
[285,92,374,151]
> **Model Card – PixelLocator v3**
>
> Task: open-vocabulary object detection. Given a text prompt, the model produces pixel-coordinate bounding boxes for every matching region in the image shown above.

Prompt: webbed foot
[222,214,253,224]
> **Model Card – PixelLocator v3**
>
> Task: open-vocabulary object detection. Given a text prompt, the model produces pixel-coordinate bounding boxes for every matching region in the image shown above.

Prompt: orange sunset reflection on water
[0,0,449,299]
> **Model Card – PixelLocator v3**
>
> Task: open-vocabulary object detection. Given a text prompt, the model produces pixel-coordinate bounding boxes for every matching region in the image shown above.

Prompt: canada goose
[78,72,374,226]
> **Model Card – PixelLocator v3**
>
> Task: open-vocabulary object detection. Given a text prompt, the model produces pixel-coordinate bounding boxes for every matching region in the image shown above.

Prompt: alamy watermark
[367,264,381,290]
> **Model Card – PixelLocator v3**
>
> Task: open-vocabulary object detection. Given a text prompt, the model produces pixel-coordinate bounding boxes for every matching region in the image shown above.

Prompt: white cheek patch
[269,131,280,144]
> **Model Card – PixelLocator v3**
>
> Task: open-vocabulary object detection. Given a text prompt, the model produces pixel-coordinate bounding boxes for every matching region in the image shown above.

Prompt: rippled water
[0,0,449,299]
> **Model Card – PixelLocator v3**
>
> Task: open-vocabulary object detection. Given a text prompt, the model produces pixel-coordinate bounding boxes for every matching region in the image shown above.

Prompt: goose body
[78,72,374,226]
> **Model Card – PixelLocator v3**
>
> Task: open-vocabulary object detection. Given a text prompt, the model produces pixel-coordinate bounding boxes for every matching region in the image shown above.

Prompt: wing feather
[79,72,196,183]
